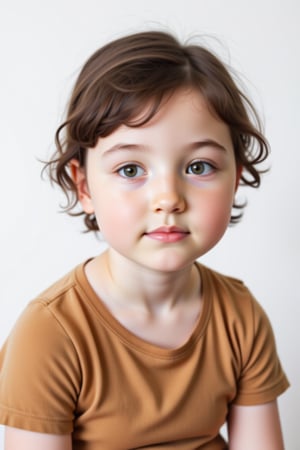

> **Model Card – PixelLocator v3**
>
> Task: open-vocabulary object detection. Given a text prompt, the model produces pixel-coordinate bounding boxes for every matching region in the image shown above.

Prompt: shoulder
[198,262,248,296]
[35,262,82,308]
[198,263,280,372]
[0,263,91,434]
[20,260,94,331]
[2,260,98,357]
[197,264,289,404]
[198,262,260,322]
[0,263,85,375]
[198,262,276,349]
[4,265,79,343]
[0,262,93,382]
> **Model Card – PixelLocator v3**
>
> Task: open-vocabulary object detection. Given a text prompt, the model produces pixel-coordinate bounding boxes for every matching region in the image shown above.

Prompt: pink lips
[145,226,189,243]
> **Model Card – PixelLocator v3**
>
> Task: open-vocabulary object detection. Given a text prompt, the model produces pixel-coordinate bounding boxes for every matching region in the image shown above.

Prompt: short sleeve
[0,301,81,434]
[233,297,289,405]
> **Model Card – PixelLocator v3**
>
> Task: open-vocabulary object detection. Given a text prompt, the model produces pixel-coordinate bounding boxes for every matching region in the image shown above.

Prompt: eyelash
[186,160,215,176]
[117,160,216,179]
[117,164,145,178]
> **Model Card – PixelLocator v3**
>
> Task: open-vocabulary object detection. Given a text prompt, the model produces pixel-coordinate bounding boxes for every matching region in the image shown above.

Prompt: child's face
[73,88,240,272]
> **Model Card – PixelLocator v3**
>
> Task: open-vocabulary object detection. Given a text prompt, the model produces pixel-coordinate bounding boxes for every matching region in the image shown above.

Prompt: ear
[235,164,243,192]
[69,159,95,214]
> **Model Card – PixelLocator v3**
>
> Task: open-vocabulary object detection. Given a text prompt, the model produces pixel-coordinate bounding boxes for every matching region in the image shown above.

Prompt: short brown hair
[45,30,269,232]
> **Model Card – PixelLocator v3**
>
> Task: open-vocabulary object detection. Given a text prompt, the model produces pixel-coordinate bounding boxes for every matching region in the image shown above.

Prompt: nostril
[152,194,186,214]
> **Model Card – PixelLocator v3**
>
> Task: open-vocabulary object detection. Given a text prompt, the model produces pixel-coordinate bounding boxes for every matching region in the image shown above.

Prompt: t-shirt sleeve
[233,296,289,405]
[0,301,81,434]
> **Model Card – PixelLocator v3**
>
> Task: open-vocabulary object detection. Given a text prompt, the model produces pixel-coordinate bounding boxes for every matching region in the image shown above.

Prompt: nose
[151,176,186,214]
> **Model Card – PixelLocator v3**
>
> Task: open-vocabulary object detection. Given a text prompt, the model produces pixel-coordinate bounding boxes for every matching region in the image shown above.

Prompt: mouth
[144,226,190,243]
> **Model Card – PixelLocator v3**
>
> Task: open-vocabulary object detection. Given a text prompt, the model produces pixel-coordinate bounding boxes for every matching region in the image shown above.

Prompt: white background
[0,0,299,448]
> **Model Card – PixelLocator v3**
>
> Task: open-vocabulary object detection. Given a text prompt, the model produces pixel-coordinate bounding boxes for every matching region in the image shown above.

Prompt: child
[0,30,289,449]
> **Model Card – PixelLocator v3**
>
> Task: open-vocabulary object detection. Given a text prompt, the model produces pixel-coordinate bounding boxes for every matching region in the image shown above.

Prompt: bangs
[69,60,192,145]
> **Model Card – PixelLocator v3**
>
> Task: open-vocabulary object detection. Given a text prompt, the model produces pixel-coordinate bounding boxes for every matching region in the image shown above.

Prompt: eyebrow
[102,139,227,156]
[187,139,227,152]
[102,143,149,155]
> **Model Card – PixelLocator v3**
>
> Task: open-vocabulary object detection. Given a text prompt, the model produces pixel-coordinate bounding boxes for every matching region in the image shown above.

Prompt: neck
[87,249,201,315]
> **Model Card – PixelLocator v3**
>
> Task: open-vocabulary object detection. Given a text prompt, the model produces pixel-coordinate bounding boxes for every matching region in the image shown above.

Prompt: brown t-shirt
[0,261,289,449]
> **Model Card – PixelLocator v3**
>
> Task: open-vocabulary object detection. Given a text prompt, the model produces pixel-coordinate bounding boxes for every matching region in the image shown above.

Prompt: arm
[5,427,72,450]
[227,400,285,450]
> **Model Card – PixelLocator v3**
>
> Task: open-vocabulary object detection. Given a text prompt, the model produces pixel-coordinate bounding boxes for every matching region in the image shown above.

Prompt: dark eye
[186,161,213,176]
[118,164,144,178]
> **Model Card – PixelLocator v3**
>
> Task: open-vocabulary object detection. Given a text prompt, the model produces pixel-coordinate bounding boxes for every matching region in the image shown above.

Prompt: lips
[145,226,189,243]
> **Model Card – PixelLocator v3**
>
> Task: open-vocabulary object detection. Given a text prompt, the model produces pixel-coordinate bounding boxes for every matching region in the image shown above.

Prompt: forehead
[107,89,229,139]
[91,88,233,156]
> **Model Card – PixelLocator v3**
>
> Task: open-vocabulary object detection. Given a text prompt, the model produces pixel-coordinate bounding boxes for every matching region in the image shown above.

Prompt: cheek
[195,185,235,229]
[93,193,144,239]
[94,200,120,233]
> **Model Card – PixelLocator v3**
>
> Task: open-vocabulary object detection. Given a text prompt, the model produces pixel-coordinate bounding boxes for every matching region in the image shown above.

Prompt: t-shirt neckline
[74,259,212,360]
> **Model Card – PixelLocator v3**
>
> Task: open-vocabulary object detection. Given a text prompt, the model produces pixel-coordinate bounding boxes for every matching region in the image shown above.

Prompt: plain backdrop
[0,0,299,448]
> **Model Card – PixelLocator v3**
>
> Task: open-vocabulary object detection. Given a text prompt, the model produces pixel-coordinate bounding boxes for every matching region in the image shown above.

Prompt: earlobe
[235,165,243,192]
[69,159,95,214]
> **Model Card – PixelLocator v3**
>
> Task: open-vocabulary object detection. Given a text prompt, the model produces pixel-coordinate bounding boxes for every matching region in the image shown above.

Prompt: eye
[118,164,145,178]
[186,161,214,176]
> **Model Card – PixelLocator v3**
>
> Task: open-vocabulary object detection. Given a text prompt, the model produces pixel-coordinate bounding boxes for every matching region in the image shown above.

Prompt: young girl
[0,30,289,449]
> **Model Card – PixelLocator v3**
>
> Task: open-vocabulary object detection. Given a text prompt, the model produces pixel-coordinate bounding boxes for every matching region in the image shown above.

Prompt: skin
[228,401,285,449]
[78,89,239,276]
[5,88,285,449]
[71,88,240,349]
[4,428,72,449]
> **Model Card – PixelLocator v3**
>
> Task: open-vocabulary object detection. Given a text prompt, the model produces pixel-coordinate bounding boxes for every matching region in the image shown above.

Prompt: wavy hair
[45,30,269,231]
